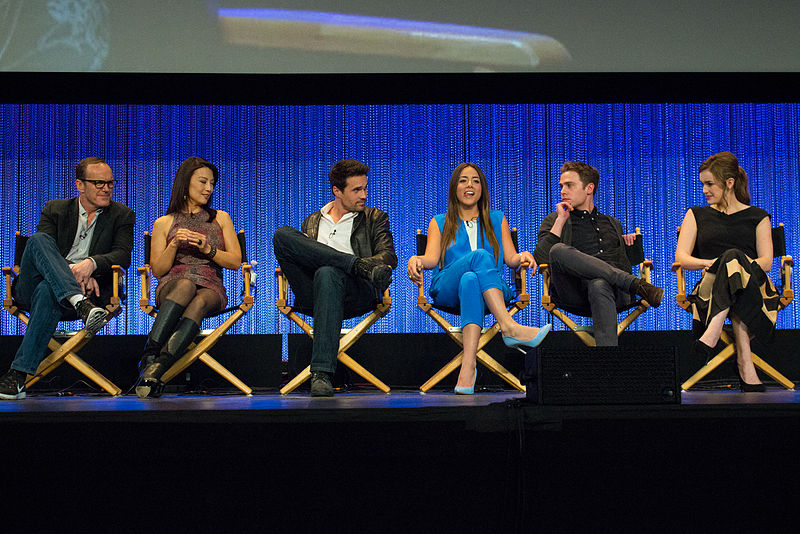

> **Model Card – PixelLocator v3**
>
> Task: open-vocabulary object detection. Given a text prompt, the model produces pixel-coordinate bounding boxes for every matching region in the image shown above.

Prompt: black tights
[159,279,221,324]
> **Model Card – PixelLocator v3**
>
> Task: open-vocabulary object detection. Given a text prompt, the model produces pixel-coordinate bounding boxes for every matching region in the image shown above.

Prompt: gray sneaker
[75,298,108,336]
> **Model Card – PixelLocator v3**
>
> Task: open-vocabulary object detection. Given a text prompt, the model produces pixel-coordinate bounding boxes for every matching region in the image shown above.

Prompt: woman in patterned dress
[675,152,779,392]
[137,157,242,398]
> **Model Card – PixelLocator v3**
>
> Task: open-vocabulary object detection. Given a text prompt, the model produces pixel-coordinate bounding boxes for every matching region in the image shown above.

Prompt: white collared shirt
[316,201,356,254]
[65,201,101,270]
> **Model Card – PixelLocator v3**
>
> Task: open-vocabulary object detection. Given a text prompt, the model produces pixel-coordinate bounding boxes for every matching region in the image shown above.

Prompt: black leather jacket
[302,206,397,269]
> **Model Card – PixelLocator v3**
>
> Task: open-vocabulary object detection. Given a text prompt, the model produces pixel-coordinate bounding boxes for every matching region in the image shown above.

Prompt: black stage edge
[0,334,283,392]
[2,330,798,392]
[1,393,799,531]
[3,72,800,104]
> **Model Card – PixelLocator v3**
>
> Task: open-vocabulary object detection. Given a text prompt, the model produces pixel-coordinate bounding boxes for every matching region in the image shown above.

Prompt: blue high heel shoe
[502,323,552,353]
[454,368,478,395]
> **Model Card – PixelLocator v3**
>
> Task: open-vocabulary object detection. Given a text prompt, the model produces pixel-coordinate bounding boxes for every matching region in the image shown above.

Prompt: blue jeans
[548,243,637,347]
[429,249,514,329]
[273,226,377,374]
[11,232,84,375]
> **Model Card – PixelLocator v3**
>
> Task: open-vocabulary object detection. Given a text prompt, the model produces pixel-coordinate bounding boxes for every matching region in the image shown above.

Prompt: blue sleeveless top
[429,209,514,301]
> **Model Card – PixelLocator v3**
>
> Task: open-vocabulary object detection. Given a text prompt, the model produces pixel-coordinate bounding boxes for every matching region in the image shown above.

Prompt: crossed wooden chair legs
[276,267,392,395]
[680,330,795,391]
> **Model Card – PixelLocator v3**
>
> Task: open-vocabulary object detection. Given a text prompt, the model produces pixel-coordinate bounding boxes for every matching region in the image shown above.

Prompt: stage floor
[1,387,798,422]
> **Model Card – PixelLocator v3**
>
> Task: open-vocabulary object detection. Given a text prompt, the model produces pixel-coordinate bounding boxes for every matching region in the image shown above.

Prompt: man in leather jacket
[273,159,397,396]
[533,161,663,346]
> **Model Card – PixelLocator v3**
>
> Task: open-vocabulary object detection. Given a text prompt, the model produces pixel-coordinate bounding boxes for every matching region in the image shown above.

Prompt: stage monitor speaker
[532,346,680,405]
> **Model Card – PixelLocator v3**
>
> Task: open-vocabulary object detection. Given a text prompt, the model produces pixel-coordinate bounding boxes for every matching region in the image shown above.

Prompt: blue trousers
[11,232,84,375]
[273,226,376,374]
[430,249,513,329]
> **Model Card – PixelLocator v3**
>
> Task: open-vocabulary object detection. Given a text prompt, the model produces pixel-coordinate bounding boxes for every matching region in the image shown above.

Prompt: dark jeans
[549,243,638,347]
[273,226,376,374]
[11,232,84,375]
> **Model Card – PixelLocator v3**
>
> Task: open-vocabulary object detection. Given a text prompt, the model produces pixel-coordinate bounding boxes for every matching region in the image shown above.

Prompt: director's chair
[138,230,254,395]
[539,228,654,347]
[2,232,124,395]
[673,223,794,391]
[416,228,529,393]
[276,268,392,395]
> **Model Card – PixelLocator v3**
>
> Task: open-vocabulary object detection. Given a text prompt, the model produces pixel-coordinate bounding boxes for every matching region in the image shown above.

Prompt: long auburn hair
[699,151,751,210]
[439,163,500,268]
[166,157,219,221]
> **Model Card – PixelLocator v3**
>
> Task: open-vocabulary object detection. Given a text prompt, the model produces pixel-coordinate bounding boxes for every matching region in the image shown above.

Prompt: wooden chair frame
[276,267,392,394]
[138,230,254,395]
[539,228,654,347]
[673,223,794,391]
[2,232,124,395]
[416,228,529,393]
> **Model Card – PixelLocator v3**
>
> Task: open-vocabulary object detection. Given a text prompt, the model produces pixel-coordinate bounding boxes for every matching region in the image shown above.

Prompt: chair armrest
[275,266,290,305]
[516,261,530,297]
[3,266,17,303]
[241,263,253,300]
[672,262,691,311]
[111,265,126,300]
[138,264,152,305]
[538,263,551,298]
[416,268,427,305]
[781,255,792,294]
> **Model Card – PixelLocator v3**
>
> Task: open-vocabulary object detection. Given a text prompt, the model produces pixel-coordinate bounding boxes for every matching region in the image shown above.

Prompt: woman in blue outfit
[407,163,552,394]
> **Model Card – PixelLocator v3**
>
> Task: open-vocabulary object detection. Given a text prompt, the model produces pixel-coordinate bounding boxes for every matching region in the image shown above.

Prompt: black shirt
[690,205,770,260]
[570,207,627,271]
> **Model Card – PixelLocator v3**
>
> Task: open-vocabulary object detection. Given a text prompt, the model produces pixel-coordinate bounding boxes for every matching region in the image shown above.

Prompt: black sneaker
[0,369,27,400]
[310,371,334,397]
[354,258,392,294]
[75,298,108,336]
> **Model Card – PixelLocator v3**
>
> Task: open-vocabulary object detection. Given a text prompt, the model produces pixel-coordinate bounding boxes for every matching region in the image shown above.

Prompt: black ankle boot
[137,317,200,398]
[138,300,186,371]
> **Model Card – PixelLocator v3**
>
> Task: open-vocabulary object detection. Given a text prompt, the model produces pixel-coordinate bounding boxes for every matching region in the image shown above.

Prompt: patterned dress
[687,206,779,343]
[155,210,228,311]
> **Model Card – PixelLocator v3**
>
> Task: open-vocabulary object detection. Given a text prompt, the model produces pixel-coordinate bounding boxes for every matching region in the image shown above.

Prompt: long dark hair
[166,157,219,221]
[699,151,751,209]
[439,163,500,268]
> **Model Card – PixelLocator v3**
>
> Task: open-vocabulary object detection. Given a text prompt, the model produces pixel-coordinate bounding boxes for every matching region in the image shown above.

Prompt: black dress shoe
[736,368,766,392]
[689,339,716,363]
[740,380,767,393]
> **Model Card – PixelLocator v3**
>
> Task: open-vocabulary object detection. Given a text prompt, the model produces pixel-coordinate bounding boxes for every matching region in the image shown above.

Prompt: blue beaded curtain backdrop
[0,103,798,336]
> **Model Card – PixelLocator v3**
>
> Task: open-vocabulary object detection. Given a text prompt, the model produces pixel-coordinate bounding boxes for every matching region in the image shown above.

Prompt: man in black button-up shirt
[534,161,663,346]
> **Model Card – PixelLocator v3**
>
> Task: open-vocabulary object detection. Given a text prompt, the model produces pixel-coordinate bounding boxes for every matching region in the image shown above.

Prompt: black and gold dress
[688,206,779,342]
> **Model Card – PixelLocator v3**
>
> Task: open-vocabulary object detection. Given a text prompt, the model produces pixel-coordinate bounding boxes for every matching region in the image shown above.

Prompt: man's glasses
[80,178,116,190]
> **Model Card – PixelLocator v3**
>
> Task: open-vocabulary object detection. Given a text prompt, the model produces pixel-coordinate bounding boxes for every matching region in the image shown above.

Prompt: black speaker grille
[539,346,680,405]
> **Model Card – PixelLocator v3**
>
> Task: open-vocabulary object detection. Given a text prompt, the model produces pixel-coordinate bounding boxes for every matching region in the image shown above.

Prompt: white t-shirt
[316,201,356,254]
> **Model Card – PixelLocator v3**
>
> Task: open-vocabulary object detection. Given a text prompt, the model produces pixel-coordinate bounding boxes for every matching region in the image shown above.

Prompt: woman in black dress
[675,152,779,391]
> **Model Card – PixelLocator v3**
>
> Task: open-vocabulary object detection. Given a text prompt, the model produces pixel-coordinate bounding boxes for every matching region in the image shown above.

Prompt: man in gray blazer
[0,157,135,399]
[534,161,663,346]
